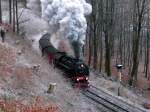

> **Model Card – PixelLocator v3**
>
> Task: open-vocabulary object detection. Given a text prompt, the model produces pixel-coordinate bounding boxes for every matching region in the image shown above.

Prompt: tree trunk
[129,20,141,86]
[88,29,92,66]
[145,30,149,78]
[93,29,98,69]
[99,31,103,72]
[0,0,2,23]
[104,31,111,76]
[13,0,16,32]
[9,0,12,24]
[15,0,19,33]
[129,0,145,86]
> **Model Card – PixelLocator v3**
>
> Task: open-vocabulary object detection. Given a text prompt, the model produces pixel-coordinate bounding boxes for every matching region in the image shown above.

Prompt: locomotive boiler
[39,33,89,84]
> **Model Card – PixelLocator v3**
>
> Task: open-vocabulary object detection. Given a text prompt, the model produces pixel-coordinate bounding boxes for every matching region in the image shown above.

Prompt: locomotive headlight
[86,77,89,80]
[77,78,79,81]
[81,64,84,67]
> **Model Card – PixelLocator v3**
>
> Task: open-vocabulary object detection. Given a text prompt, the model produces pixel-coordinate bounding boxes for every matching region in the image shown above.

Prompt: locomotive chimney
[71,41,81,59]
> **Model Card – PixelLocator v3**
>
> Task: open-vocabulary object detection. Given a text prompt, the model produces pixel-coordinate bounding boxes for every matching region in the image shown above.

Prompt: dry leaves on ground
[0,42,16,77]
[0,96,58,112]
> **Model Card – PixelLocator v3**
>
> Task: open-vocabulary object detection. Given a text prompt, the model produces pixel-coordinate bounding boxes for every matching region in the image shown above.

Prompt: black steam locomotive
[39,33,89,84]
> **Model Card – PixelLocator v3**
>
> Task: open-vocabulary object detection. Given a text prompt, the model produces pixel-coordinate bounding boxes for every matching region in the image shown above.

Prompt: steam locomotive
[39,33,89,84]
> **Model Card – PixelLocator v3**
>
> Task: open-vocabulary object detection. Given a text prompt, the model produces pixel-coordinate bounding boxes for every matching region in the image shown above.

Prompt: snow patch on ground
[31,34,43,55]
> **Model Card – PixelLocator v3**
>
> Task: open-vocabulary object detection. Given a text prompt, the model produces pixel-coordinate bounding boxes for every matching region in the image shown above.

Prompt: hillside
[0,0,149,111]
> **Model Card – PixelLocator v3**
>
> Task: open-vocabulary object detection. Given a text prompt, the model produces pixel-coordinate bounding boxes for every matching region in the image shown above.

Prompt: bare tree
[144,14,150,80]
[0,0,2,23]
[129,0,147,86]
[9,0,12,24]
[15,0,19,33]
[103,0,115,76]
[85,0,150,86]
[12,0,15,32]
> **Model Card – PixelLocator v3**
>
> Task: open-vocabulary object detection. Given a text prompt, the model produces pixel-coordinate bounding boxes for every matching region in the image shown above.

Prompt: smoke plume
[40,0,92,59]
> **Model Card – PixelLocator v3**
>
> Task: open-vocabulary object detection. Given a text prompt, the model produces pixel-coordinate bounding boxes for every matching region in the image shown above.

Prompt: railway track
[82,85,146,112]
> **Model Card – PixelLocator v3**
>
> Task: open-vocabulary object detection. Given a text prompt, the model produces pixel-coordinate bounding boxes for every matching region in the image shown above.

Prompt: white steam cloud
[40,0,92,58]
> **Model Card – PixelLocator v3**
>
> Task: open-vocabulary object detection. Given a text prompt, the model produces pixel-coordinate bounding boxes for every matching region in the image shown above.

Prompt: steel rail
[90,85,146,112]
[82,88,129,112]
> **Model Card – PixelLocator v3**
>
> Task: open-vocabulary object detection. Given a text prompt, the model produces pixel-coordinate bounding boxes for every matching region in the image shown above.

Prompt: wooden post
[47,83,57,93]
[118,71,122,96]
[116,64,123,96]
